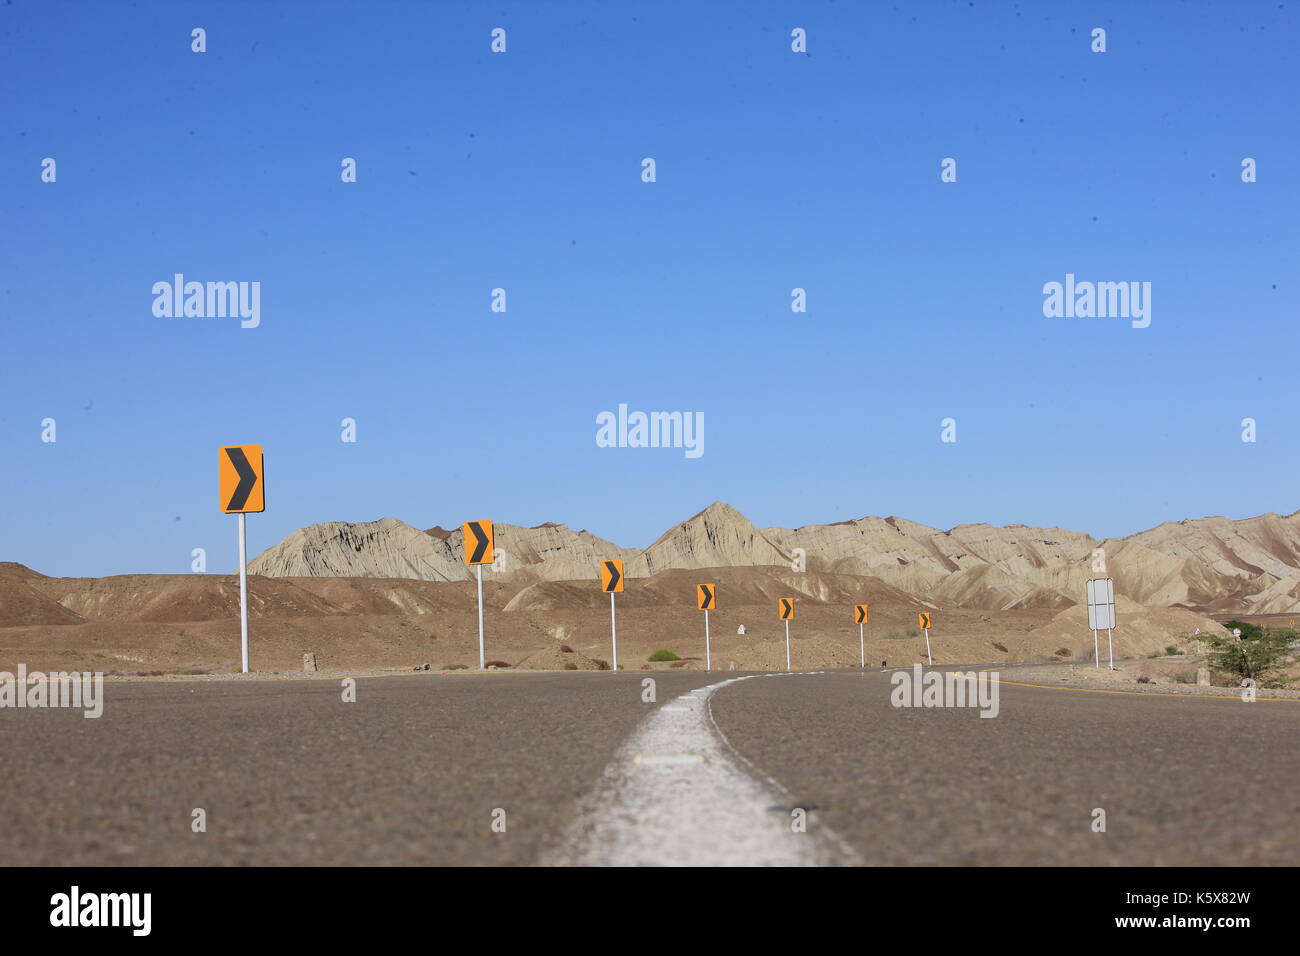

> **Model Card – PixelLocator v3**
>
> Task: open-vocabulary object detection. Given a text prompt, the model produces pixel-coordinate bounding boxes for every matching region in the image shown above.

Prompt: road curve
[1,667,1294,866]
[708,669,1300,865]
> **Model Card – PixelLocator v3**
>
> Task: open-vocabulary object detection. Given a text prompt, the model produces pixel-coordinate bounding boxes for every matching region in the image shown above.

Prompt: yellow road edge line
[988,676,1298,702]
[915,667,1296,702]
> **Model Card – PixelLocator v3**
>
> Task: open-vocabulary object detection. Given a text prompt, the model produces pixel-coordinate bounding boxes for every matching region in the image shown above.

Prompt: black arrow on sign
[224,447,258,511]
[855,606,866,623]
[604,561,622,592]
[700,585,713,609]
[781,599,793,619]
[468,522,490,564]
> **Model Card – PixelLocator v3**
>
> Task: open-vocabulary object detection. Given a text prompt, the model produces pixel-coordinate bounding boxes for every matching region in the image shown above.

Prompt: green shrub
[648,649,681,662]
[1206,622,1297,686]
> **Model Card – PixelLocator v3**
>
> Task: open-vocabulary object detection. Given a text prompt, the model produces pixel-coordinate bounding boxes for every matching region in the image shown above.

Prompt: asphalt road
[709,670,1300,865]
[1,667,1295,865]
[0,671,714,865]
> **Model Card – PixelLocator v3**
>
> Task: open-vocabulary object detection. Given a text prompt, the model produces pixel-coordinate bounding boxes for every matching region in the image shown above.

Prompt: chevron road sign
[855,604,869,668]
[219,445,264,514]
[218,444,265,673]
[696,584,716,670]
[780,598,795,669]
[918,612,933,665]
[464,521,495,669]
[601,560,625,670]
[463,520,494,566]
[601,560,624,593]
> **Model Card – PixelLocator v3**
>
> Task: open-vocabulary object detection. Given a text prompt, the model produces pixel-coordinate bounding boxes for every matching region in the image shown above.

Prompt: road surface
[0,667,1294,865]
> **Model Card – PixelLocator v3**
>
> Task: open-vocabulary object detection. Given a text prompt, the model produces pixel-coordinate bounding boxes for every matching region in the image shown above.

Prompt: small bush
[1054,647,1070,658]
[648,649,681,662]
[1206,622,1297,686]
[558,644,574,654]
[992,642,1008,653]
[1165,645,1182,656]
[563,662,578,670]
[484,660,511,669]
[443,663,468,671]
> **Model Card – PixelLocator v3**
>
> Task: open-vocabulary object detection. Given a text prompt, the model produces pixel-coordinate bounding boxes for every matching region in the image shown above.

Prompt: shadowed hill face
[24,574,344,623]
[0,562,48,581]
[0,576,85,626]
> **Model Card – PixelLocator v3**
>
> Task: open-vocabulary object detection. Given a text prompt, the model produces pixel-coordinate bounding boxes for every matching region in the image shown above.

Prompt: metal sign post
[779,599,795,669]
[696,585,715,671]
[218,444,265,675]
[476,563,485,670]
[463,521,495,670]
[600,561,624,671]
[855,605,869,669]
[610,591,618,672]
[238,513,249,673]
[1087,578,1117,670]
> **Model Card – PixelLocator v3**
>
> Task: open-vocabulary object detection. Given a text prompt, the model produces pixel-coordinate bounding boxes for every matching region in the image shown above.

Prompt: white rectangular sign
[1086,578,1116,630]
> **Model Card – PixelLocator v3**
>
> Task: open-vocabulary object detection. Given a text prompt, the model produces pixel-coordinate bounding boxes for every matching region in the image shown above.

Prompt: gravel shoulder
[992,658,1300,700]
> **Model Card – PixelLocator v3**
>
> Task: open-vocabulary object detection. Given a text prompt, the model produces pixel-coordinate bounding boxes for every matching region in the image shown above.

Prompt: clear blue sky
[2,0,1296,576]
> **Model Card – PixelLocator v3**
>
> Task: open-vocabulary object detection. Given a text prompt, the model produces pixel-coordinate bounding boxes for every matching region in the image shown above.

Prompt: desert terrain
[3,502,1294,683]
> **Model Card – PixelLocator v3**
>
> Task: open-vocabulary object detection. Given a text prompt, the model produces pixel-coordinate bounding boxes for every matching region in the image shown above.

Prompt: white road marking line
[545,674,861,867]
[634,754,704,766]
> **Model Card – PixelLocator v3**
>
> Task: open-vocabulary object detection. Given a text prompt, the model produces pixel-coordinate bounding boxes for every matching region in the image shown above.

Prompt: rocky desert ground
[3,502,1296,683]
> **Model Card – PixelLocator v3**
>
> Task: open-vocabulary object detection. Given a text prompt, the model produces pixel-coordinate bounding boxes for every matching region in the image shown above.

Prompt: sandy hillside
[1024,597,1224,660]
[0,560,1249,676]
[237,501,1300,615]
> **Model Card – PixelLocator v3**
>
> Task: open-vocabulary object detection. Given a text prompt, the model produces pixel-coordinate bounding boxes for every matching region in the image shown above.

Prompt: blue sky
[2,0,1296,576]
